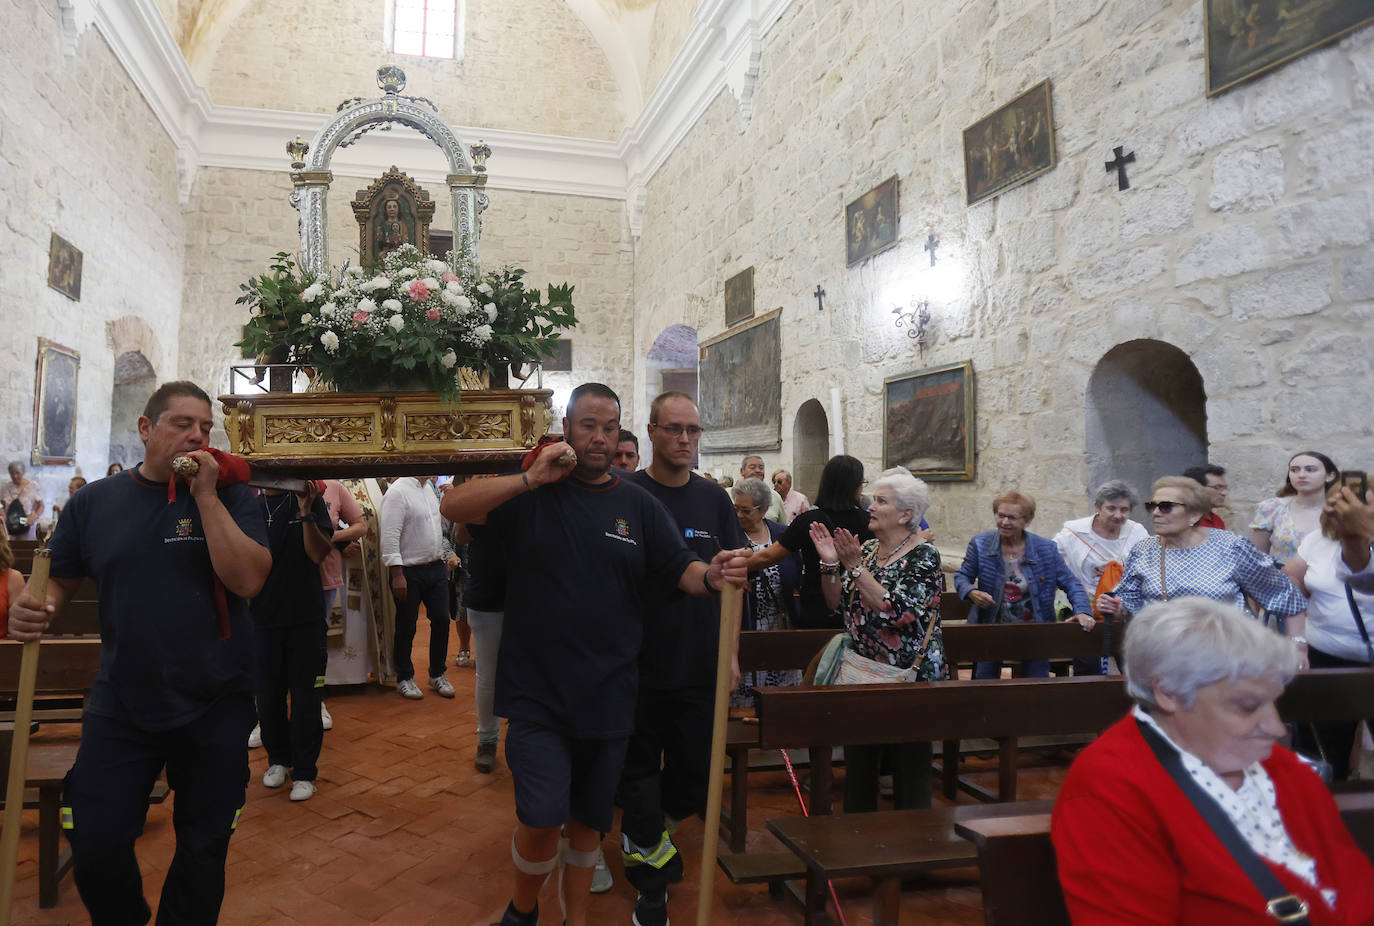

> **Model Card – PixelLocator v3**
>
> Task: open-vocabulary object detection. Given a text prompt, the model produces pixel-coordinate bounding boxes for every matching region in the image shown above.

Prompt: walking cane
[695,582,742,926]
[0,542,51,924]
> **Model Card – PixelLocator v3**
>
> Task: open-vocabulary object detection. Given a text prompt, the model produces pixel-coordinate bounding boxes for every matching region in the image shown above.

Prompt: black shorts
[505,720,629,833]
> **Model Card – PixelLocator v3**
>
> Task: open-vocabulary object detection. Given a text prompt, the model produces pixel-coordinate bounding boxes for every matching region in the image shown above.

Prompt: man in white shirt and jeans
[380,475,454,699]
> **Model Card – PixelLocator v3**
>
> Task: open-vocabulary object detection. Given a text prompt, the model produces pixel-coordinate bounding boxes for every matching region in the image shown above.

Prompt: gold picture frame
[32,338,81,466]
[1204,0,1374,96]
[963,81,1056,207]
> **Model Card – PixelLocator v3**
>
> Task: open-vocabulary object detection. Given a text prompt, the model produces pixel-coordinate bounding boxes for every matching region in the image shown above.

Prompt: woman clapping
[810,467,943,811]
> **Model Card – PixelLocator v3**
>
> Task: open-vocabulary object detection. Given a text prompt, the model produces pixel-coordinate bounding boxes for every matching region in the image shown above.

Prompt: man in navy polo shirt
[615,391,747,925]
[440,382,747,926]
[7,380,270,924]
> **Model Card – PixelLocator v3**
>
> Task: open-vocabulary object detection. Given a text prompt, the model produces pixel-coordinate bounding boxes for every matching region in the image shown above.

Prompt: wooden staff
[696,583,742,926]
[0,544,50,924]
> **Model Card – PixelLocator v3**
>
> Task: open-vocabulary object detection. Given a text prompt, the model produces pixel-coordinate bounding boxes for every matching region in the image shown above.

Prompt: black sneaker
[492,900,537,926]
[632,889,668,926]
[475,741,498,774]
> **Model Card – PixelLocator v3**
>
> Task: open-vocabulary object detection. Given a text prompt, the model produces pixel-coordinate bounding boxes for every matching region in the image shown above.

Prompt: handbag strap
[1158,539,1169,601]
[1136,718,1311,925]
[1345,585,1374,664]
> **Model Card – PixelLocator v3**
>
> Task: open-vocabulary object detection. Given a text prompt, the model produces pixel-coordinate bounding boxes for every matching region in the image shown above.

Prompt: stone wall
[180,167,636,435]
[199,0,625,140]
[634,0,1374,557]
[0,1,185,508]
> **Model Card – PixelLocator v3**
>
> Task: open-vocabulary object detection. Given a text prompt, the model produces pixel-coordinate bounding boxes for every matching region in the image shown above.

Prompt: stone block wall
[200,0,624,140]
[0,0,185,508]
[634,0,1374,557]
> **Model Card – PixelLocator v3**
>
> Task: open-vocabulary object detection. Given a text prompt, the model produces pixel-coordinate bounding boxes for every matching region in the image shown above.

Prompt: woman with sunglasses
[1251,451,1340,566]
[1098,477,1308,663]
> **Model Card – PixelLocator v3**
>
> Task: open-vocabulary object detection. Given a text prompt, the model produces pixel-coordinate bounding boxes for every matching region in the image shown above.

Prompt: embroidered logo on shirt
[175,518,194,538]
[605,518,638,546]
[164,517,202,544]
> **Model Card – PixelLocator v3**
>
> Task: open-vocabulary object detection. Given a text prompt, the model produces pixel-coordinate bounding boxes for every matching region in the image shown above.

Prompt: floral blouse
[839,539,944,679]
[1249,497,1310,565]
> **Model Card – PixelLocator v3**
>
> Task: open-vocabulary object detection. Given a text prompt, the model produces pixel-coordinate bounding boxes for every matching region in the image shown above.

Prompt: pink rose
[352,311,370,326]
[426,308,441,320]
[407,280,430,301]
[441,272,459,283]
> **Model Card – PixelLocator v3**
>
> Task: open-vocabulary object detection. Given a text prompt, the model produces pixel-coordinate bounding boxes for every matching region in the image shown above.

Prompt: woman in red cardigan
[1052,597,1374,925]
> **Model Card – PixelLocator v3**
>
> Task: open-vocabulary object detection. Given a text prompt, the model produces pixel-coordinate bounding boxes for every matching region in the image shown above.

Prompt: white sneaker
[398,678,423,699]
[590,846,613,894]
[263,764,287,788]
[289,780,317,802]
[320,702,333,730]
[247,724,262,748]
[430,675,455,698]
[455,650,472,668]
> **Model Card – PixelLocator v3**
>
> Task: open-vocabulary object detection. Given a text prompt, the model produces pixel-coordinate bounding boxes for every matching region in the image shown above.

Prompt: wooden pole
[696,584,742,926]
[0,548,50,925]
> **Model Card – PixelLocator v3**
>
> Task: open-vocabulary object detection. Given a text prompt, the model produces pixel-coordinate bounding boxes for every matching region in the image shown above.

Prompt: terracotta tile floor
[6,623,1068,925]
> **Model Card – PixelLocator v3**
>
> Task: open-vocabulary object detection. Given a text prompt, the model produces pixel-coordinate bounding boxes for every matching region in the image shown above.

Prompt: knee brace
[510,832,558,876]
[561,842,599,869]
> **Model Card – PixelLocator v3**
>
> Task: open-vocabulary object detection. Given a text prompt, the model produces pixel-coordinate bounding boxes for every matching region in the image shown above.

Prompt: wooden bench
[0,637,102,908]
[0,599,101,725]
[956,791,1374,926]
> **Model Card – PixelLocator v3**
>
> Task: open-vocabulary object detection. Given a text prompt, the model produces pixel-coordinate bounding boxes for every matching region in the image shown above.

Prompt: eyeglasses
[1143,501,1184,513]
[653,424,703,438]
[733,505,758,515]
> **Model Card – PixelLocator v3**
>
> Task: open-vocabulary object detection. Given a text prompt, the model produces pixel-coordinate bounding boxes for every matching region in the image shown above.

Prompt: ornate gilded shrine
[220,66,556,476]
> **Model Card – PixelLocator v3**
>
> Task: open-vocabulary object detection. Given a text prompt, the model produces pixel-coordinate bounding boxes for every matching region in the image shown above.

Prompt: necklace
[877,532,915,567]
[264,493,294,528]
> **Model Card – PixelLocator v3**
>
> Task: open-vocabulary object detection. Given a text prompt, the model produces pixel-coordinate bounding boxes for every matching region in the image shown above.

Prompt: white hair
[873,466,931,526]
[733,477,772,513]
[1124,597,1299,710]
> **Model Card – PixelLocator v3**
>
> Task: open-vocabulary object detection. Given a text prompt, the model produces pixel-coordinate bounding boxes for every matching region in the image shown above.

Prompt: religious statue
[374,195,411,262]
[352,168,434,268]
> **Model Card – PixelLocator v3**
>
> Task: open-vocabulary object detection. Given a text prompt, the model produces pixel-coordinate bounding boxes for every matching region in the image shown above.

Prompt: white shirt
[1297,532,1374,663]
[1052,516,1148,599]
[379,477,446,567]
[1134,706,1336,908]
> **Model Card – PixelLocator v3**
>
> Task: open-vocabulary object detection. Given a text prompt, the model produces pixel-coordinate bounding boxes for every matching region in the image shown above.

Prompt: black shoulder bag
[1136,718,1311,924]
[1345,585,1374,665]
[5,497,27,537]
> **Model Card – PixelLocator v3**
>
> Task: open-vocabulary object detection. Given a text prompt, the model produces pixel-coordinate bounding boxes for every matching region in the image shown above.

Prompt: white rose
[427,259,448,274]
[382,299,402,312]
[299,313,313,324]
[455,294,472,311]
[321,301,338,317]
[347,265,365,278]
[357,297,377,314]
[471,323,493,344]
[422,277,440,291]
[389,314,405,331]
[301,282,325,303]
[440,288,459,306]
[398,267,418,279]
[440,349,458,369]
[321,330,340,352]
[366,276,389,291]
[485,303,498,323]
[477,282,493,296]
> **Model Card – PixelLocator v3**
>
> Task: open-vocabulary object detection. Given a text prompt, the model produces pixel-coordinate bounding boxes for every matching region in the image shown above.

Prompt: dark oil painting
[1206,0,1374,96]
[963,81,1056,207]
[884,361,975,481]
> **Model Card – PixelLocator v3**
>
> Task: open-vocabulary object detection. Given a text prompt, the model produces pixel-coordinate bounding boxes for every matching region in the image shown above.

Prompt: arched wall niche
[1085,339,1208,515]
[108,351,157,471]
[792,399,829,502]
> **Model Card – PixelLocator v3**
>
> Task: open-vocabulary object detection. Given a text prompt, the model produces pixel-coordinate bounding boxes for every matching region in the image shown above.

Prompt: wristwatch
[849,564,866,580]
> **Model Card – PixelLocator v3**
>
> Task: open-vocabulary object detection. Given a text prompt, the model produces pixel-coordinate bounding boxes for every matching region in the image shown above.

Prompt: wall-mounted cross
[814,284,826,312]
[1106,146,1136,191]
[924,233,939,267]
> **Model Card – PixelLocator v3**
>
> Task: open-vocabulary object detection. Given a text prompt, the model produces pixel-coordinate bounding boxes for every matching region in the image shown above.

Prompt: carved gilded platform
[218,389,554,477]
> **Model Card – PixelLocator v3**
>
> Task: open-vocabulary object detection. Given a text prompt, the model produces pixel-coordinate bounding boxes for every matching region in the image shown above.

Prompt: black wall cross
[1106,146,1136,191]
[814,284,826,312]
[924,233,939,267]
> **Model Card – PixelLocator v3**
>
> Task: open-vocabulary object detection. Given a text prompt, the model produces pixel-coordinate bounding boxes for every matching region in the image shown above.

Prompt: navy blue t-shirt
[486,473,696,739]
[47,465,268,731]
[629,470,747,690]
[250,494,332,629]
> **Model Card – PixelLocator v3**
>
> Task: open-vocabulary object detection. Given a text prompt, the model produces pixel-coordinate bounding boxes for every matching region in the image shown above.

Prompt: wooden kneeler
[0,546,51,924]
[696,584,742,926]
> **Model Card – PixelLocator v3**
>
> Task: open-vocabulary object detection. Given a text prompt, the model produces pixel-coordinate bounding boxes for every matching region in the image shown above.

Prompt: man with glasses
[1183,463,1228,529]
[612,391,748,926]
[771,467,811,523]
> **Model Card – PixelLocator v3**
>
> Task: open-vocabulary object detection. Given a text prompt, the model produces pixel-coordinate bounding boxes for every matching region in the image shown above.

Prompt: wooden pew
[0,599,101,725]
[956,792,1374,926]
[0,637,102,907]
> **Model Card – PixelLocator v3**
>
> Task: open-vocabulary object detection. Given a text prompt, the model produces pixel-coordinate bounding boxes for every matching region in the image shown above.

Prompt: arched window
[389,0,464,60]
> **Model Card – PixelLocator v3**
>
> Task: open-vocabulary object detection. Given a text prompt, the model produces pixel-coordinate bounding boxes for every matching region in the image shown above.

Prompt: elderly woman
[1284,491,1374,781]
[748,454,873,629]
[955,491,1095,679]
[1252,451,1341,565]
[1053,597,1374,924]
[1099,477,1309,662]
[730,477,803,707]
[809,467,943,811]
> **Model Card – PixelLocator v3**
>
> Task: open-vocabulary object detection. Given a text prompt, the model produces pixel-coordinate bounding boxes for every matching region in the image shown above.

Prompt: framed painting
[47,232,82,301]
[32,338,80,466]
[883,360,975,481]
[1205,0,1374,96]
[724,266,755,328]
[846,175,899,266]
[540,339,573,372]
[963,81,1056,207]
[698,309,781,453]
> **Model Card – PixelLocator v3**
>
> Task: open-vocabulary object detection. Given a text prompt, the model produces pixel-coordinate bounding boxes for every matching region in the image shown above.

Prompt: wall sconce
[892,297,931,348]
